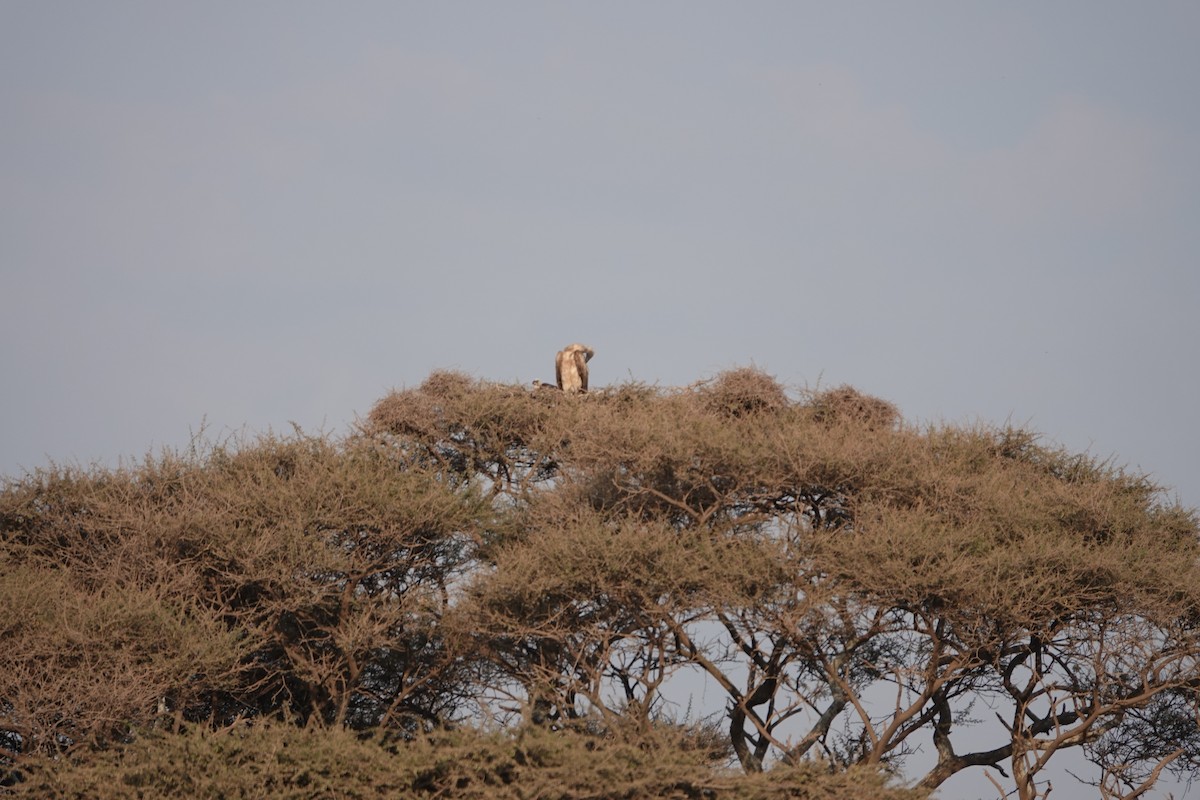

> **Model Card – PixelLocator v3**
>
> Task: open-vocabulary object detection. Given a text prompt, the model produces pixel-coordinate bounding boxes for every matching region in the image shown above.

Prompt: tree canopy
[2,369,1197,799]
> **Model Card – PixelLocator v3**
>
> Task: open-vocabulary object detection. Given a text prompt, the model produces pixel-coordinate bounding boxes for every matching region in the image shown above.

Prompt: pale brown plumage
[555,343,594,394]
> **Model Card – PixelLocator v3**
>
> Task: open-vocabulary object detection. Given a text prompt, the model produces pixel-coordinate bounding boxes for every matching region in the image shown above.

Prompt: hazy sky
[4,2,1198,500]
[2,3,1198,795]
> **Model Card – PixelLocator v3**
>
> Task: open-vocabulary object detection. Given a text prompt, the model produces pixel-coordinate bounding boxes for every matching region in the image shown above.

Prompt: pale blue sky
[1,5,1198,790]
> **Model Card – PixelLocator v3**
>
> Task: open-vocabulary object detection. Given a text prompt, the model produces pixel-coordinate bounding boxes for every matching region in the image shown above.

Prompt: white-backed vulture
[555,343,594,394]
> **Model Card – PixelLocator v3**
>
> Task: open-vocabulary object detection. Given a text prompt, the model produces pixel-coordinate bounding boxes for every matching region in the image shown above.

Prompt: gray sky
[1,3,1198,793]
[3,1,1198,498]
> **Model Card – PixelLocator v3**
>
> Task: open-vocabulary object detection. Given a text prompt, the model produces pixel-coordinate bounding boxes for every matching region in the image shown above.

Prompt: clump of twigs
[696,367,789,418]
[809,385,900,430]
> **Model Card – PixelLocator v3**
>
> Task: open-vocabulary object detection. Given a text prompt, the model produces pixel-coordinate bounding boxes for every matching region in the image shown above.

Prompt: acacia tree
[365,369,1200,799]
[3,368,1197,799]
[0,432,490,757]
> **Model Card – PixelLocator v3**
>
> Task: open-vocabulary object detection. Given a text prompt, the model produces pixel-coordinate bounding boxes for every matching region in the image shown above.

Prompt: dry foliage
[15,720,924,800]
[697,367,790,417]
[808,385,900,430]
[1,434,489,753]
[3,368,1198,799]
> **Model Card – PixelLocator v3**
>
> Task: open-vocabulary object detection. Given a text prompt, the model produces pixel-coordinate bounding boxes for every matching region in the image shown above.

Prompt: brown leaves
[0,431,492,753]
[16,721,926,800]
[4,367,1198,798]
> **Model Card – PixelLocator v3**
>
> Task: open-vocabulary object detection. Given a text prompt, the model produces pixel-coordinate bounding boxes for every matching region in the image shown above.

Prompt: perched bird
[555,343,594,394]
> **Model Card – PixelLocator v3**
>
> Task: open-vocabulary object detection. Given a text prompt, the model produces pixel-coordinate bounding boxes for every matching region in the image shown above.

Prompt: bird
[555,343,594,394]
